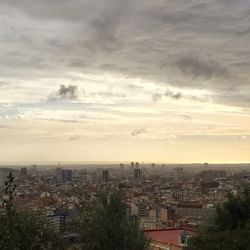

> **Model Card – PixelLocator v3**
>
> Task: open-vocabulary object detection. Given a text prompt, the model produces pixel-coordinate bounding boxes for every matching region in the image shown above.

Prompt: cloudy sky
[0,0,250,163]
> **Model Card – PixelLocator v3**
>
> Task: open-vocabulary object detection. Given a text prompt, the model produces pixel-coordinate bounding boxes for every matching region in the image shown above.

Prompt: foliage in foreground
[71,192,150,250]
[186,187,250,250]
[0,173,62,250]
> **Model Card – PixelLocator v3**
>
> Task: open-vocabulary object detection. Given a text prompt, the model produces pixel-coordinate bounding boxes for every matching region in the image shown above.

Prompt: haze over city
[0,0,250,163]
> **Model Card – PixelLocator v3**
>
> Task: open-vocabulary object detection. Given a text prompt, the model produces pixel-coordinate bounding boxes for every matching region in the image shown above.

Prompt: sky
[0,0,250,163]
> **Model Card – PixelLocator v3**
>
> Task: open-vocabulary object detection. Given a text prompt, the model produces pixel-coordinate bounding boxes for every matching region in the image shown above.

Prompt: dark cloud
[89,91,126,98]
[165,90,182,100]
[174,55,229,80]
[81,88,126,99]
[127,84,143,91]
[182,115,192,121]
[86,0,132,51]
[0,125,11,129]
[212,91,250,108]
[131,128,145,137]
[48,84,78,101]
[1,0,250,107]
[152,89,183,102]
[152,93,162,103]
[69,135,81,141]
[58,84,78,100]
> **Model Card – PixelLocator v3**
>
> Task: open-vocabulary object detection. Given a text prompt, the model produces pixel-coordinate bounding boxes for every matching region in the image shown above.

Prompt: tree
[71,192,150,250]
[186,187,250,250]
[0,173,63,250]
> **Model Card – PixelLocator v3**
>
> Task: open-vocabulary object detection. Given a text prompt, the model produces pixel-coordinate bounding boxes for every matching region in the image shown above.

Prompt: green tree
[186,187,250,250]
[71,192,150,250]
[0,173,63,250]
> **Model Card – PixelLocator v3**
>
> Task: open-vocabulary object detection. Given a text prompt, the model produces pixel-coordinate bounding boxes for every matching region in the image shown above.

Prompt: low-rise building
[145,227,194,250]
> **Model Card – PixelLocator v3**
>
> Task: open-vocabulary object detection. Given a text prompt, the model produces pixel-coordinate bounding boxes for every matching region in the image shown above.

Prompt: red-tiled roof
[145,227,194,246]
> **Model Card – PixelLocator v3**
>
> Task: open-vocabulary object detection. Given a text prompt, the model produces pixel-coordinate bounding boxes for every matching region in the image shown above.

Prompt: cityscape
[1,0,250,249]
[1,162,250,249]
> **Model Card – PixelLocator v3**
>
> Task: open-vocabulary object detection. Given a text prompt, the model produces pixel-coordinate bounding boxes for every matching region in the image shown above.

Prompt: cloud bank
[0,0,249,107]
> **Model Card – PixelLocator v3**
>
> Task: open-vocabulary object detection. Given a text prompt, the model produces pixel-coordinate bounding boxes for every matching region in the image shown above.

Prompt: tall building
[131,162,135,168]
[175,168,184,180]
[102,170,109,182]
[55,167,63,179]
[62,169,73,182]
[134,168,141,179]
[20,167,27,176]
[29,164,37,176]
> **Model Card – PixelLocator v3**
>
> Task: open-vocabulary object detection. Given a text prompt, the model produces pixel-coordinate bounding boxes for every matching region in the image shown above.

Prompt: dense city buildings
[1,163,250,249]
[1,0,249,249]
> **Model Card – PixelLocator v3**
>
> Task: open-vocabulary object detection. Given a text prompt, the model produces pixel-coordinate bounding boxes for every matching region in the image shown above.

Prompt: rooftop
[145,227,194,246]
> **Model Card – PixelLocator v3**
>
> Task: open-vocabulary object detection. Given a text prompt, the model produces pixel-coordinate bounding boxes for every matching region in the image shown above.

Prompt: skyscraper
[55,167,63,179]
[134,168,141,179]
[102,170,109,182]
[62,169,72,182]
[20,167,28,176]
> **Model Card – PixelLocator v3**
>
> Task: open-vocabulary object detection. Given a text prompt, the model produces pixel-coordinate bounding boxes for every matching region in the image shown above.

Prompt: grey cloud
[89,91,126,98]
[0,125,11,129]
[86,0,132,51]
[182,115,192,121]
[44,119,85,124]
[174,55,229,80]
[1,0,250,107]
[0,81,9,87]
[127,84,143,91]
[69,135,81,141]
[0,123,30,131]
[212,91,250,108]
[48,84,78,101]
[165,90,182,100]
[82,88,126,99]
[152,93,162,103]
[58,84,78,100]
[1,0,98,22]
[131,128,145,137]
[152,89,183,102]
